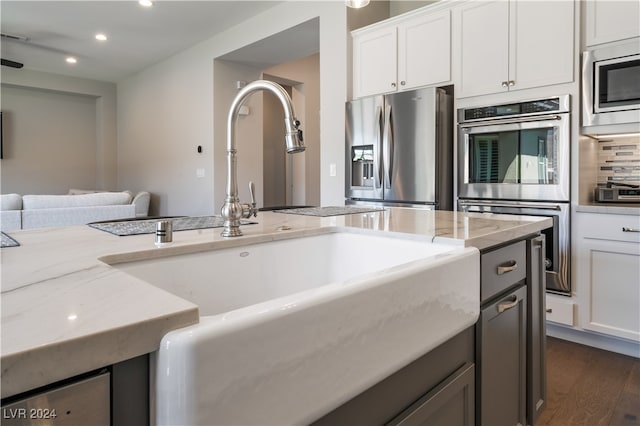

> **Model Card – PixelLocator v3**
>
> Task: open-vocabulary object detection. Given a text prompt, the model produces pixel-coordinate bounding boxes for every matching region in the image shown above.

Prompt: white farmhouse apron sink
[105,227,480,425]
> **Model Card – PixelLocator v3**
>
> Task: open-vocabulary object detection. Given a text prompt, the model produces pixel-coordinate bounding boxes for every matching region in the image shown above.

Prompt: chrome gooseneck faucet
[221,80,305,237]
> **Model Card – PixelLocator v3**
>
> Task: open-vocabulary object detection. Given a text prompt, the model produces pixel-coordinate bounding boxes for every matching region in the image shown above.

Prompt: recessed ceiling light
[95,33,108,42]
[139,0,153,7]
[66,56,77,64]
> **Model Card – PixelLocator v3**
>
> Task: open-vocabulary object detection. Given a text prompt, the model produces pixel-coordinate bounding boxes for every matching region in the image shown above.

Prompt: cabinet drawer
[1,372,110,426]
[481,240,526,302]
[545,294,575,326]
[577,212,640,243]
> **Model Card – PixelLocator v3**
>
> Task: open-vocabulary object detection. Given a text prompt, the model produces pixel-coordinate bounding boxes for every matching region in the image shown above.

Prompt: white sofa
[1,191,150,231]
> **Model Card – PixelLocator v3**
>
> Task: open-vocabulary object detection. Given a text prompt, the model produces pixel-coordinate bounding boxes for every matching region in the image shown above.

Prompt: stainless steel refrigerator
[345,87,453,209]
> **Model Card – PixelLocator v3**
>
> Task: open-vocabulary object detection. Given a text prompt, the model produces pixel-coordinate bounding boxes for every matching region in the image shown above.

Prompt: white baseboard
[547,322,640,358]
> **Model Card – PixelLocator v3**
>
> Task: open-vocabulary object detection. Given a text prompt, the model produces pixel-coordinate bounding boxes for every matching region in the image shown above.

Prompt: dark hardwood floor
[537,337,640,426]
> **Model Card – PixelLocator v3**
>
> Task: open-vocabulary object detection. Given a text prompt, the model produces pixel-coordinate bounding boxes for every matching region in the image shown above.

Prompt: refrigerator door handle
[383,104,393,189]
[375,105,383,188]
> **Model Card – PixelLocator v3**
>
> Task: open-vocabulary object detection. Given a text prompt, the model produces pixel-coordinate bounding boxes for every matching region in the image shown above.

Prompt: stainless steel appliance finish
[582,38,640,131]
[459,199,570,295]
[1,372,110,426]
[345,87,453,210]
[458,95,571,202]
[595,184,640,202]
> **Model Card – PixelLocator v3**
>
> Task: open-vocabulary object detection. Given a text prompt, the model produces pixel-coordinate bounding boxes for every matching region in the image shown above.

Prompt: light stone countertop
[0,208,552,398]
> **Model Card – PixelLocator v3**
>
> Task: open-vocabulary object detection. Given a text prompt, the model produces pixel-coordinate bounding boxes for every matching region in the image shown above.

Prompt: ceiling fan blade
[1,58,24,68]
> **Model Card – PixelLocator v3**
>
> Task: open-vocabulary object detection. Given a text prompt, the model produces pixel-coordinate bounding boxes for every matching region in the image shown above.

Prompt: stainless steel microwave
[582,37,640,132]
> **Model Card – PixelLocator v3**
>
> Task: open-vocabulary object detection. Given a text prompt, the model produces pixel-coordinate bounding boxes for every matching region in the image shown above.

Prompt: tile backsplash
[597,136,640,186]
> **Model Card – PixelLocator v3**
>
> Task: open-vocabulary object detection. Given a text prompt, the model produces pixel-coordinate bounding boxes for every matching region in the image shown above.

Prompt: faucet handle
[249,181,256,205]
[248,181,258,217]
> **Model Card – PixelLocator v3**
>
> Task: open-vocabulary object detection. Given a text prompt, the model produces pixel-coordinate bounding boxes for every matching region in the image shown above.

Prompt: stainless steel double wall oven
[458,95,571,294]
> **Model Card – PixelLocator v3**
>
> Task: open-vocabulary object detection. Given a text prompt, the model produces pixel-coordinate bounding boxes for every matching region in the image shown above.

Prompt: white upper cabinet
[397,11,451,92]
[353,9,451,98]
[456,0,575,98]
[585,0,640,47]
[353,25,398,98]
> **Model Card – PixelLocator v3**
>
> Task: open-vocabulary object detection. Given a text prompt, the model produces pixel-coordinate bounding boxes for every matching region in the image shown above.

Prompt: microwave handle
[460,114,563,129]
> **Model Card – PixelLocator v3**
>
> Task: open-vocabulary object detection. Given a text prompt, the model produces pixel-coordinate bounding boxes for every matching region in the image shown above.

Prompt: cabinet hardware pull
[622,227,640,233]
[497,260,518,275]
[400,81,406,86]
[498,295,519,313]
[391,82,397,87]
[501,81,508,88]
[546,308,553,313]
[508,80,515,87]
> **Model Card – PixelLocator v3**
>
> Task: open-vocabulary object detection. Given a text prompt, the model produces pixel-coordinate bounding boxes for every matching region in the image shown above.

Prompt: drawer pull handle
[497,260,518,275]
[546,308,553,313]
[622,227,640,233]
[498,295,519,313]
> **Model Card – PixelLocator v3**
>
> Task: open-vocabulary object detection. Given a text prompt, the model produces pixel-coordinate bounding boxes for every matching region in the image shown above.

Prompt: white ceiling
[0,1,294,83]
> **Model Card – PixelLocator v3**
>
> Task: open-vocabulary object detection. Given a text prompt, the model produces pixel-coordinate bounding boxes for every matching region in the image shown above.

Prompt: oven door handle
[460,114,563,129]
[459,200,562,211]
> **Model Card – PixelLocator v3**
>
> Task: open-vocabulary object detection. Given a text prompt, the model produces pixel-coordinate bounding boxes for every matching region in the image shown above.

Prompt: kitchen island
[1,208,551,422]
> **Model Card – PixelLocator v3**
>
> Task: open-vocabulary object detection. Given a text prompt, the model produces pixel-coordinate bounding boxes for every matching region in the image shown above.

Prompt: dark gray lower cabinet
[313,327,475,426]
[388,363,475,426]
[527,235,547,425]
[477,239,528,426]
[478,285,527,426]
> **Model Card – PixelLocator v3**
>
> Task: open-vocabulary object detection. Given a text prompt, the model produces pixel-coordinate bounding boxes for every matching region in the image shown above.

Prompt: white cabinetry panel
[352,8,451,98]
[457,1,509,98]
[353,26,398,98]
[587,246,640,339]
[510,1,574,92]
[585,0,640,46]
[456,0,574,98]
[575,212,640,342]
[398,10,451,91]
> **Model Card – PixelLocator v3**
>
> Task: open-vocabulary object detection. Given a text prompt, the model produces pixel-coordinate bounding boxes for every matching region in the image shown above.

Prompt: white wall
[0,68,117,194]
[264,53,321,207]
[118,1,347,216]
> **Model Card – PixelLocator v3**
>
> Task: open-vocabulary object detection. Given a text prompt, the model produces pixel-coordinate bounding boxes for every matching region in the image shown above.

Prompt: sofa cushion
[23,192,132,210]
[0,210,22,231]
[21,205,136,229]
[1,194,23,211]
[67,188,102,195]
[132,191,151,217]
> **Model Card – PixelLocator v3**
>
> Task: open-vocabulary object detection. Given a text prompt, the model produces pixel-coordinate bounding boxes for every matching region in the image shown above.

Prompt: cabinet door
[510,0,574,91]
[585,0,640,46]
[527,236,547,426]
[478,285,527,426]
[387,363,475,426]
[457,1,509,98]
[579,238,640,341]
[353,26,398,98]
[397,10,451,91]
